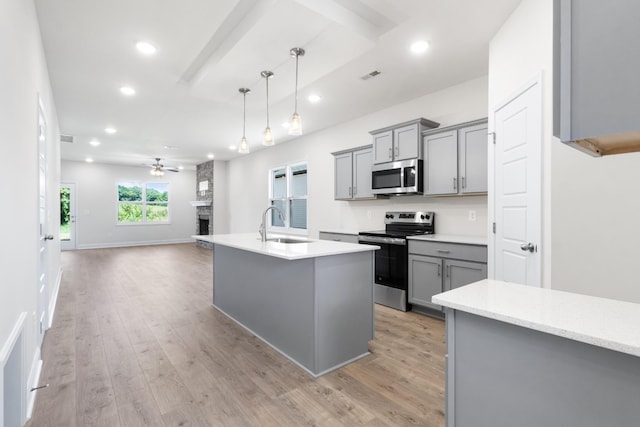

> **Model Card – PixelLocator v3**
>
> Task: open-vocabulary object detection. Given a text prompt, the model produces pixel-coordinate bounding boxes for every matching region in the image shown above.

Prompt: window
[117,182,169,224]
[269,162,307,233]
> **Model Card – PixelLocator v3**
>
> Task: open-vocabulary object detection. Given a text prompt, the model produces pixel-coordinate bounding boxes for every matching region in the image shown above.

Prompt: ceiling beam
[293,0,396,41]
[180,0,276,85]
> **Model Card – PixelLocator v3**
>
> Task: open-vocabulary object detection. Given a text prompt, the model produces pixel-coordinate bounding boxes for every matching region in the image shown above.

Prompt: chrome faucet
[259,206,285,242]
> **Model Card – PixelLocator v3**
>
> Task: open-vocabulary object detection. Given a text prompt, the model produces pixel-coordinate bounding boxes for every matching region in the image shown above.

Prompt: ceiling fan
[149,158,179,176]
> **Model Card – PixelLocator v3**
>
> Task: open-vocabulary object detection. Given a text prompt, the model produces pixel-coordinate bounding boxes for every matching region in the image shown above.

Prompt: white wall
[213,160,230,234]
[227,76,490,237]
[489,0,640,303]
[61,160,197,248]
[0,0,61,420]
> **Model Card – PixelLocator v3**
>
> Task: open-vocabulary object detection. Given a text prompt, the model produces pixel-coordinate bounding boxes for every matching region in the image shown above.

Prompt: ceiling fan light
[238,136,250,154]
[288,112,302,136]
[150,167,164,176]
[262,127,274,146]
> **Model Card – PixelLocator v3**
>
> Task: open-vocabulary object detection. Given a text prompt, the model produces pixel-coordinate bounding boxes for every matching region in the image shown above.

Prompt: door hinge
[489,132,496,144]
[492,222,496,234]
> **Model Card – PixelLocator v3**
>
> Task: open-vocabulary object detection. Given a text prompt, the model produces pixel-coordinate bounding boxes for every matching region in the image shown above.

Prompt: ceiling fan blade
[166,168,180,172]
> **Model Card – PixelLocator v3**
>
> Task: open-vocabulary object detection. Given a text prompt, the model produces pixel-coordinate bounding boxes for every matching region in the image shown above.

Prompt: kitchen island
[433,280,640,427]
[194,233,378,377]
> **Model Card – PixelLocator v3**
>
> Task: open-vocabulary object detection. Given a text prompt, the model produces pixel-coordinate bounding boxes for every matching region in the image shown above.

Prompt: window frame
[116,181,171,225]
[268,161,308,235]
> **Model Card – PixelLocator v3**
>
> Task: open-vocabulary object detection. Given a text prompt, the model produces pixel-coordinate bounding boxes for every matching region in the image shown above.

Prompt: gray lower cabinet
[423,119,488,196]
[408,254,442,310]
[332,145,374,200]
[319,231,359,244]
[408,240,487,312]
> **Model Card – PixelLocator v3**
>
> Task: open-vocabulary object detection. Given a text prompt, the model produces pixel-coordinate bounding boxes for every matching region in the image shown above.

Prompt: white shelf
[190,200,212,207]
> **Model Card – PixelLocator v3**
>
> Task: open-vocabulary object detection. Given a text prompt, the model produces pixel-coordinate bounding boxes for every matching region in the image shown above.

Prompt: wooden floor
[28,243,445,426]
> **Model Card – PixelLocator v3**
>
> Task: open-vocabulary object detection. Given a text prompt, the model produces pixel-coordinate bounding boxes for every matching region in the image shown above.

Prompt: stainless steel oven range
[358,211,435,311]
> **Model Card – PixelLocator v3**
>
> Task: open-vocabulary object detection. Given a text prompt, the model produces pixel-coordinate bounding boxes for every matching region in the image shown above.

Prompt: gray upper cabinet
[554,0,640,156]
[458,122,488,194]
[332,145,375,200]
[370,118,439,165]
[423,119,488,196]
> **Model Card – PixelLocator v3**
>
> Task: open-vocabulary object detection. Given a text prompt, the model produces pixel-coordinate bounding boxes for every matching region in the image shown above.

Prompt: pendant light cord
[265,76,270,128]
[242,91,246,137]
[294,53,299,114]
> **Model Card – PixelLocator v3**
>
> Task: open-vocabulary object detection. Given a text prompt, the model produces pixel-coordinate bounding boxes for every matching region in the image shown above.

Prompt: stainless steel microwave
[371,159,423,195]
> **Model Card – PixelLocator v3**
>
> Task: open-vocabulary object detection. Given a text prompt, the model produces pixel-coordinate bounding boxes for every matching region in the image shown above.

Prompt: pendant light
[238,88,250,154]
[288,47,305,136]
[261,70,275,146]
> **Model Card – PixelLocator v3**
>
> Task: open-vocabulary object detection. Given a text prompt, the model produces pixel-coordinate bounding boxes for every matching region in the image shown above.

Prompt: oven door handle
[358,235,406,246]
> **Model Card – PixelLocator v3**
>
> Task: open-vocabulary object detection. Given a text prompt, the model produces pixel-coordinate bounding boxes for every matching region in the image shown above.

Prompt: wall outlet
[468,210,477,221]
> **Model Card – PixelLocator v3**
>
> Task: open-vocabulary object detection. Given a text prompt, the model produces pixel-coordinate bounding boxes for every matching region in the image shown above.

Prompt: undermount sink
[263,237,310,244]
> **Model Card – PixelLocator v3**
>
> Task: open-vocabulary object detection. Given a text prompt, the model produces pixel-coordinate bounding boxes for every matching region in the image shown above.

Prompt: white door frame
[488,73,542,286]
[37,95,49,345]
[60,182,76,250]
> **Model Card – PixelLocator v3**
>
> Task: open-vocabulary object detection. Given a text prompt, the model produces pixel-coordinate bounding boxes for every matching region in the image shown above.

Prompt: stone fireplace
[195,160,214,248]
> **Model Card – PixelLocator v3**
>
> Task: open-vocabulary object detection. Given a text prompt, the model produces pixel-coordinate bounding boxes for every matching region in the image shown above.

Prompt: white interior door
[492,77,542,287]
[37,98,49,345]
[60,183,76,250]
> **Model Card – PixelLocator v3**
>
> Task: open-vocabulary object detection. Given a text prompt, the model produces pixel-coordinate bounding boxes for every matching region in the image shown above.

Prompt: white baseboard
[77,238,194,250]
[48,267,63,329]
[26,347,42,421]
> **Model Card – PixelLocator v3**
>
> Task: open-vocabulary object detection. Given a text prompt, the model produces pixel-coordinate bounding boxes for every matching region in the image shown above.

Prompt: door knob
[520,242,536,253]
[44,235,54,241]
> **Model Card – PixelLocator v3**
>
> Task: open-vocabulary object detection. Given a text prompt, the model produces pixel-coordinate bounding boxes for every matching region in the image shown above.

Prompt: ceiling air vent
[60,134,74,143]
[360,70,381,81]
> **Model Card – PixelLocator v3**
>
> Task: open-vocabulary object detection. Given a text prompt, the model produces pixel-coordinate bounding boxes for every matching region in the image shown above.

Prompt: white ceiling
[35,0,521,170]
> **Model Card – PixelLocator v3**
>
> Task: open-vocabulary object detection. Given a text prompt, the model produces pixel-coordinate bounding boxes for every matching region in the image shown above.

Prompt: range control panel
[384,211,435,225]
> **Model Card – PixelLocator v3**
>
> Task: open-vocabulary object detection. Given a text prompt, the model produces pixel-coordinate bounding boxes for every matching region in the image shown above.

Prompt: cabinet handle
[348,186,352,196]
[394,146,399,157]
[353,186,357,196]
[437,249,450,253]
[388,148,392,160]
[461,176,466,189]
[437,264,441,276]
[453,177,457,190]
[446,265,450,278]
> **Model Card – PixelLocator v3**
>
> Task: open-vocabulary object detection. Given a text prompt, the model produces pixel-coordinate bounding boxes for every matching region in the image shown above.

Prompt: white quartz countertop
[193,233,378,261]
[407,234,487,245]
[433,279,640,357]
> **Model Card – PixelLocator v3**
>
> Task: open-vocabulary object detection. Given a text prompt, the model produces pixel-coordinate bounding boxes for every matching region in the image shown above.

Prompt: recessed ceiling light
[163,145,179,150]
[105,127,117,134]
[178,165,184,170]
[308,94,322,103]
[228,145,237,150]
[136,41,156,55]
[120,86,136,96]
[410,40,430,54]
[89,139,101,147]
[207,153,215,159]
[85,157,94,163]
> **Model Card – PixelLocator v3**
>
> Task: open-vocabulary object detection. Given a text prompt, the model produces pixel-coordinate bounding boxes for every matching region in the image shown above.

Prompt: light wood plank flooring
[28,243,445,426]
